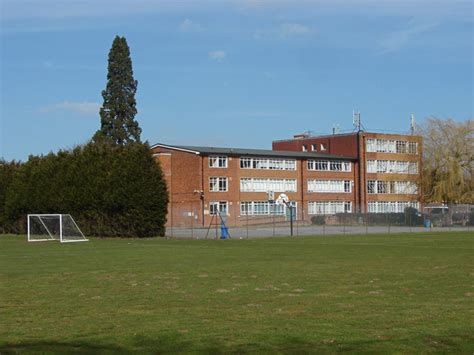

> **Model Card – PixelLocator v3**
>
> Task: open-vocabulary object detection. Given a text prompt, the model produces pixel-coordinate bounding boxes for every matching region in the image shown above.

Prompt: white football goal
[27,214,88,243]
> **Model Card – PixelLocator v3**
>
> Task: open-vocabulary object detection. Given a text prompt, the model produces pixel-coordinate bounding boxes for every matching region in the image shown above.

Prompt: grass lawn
[0,232,473,353]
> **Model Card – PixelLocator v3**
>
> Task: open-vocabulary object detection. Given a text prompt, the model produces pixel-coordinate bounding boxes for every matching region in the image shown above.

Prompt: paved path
[166,225,473,239]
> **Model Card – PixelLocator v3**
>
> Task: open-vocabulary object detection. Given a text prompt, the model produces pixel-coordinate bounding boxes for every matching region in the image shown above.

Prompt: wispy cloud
[378,22,439,53]
[254,23,314,40]
[39,101,100,115]
[208,50,226,61]
[179,18,203,32]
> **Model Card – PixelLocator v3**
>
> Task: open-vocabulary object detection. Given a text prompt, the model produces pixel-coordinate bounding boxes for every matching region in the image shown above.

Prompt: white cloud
[179,18,203,32]
[254,23,313,40]
[208,50,226,61]
[378,22,438,53]
[39,101,100,115]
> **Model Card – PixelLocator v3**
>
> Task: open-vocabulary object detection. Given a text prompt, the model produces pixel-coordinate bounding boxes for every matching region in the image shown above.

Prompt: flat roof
[151,143,356,161]
[273,131,421,143]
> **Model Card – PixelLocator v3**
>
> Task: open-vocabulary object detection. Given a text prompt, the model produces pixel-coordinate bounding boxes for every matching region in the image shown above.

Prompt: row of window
[302,143,327,152]
[240,157,296,170]
[367,180,418,195]
[366,160,418,174]
[307,160,351,172]
[240,201,296,216]
[209,200,419,216]
[367,201,420,213]
[211,178,352,193]
[209,156,352,172]
[308,180,352,193]
[366,139,418,154]
[240,178,297,193]
[308,201,352,215]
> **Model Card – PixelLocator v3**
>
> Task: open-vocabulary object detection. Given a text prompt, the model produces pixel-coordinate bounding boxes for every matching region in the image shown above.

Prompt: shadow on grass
[1,333,470,354]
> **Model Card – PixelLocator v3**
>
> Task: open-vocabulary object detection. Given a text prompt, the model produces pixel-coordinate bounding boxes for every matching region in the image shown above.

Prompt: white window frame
[209,201,229,215]
[307,160,351,172]
[209,177,228,192]
[209,155,228,168]
[240,157,296,171]
[307,180,352,193]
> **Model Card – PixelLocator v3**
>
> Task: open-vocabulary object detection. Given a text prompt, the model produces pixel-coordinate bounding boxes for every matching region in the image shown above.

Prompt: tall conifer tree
[94,36,142,144]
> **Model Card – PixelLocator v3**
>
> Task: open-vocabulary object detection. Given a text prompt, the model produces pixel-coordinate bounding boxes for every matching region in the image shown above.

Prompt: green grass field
[1,232,473,353]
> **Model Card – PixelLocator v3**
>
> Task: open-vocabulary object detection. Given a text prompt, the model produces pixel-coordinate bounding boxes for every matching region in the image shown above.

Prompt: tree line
[1,36,169,237]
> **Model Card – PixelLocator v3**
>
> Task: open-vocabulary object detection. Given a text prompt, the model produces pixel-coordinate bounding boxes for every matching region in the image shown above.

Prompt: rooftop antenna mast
[352,110,364,132]
[332,124,340,135]
[410,113,416,135]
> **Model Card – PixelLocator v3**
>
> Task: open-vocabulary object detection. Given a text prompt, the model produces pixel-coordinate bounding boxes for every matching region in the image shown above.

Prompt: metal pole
[365,211,369,235]
[246,212,249,239]
[27,215,30,242]
[191,203,194,240]
[290,205,294,237]
[272,203,275,237]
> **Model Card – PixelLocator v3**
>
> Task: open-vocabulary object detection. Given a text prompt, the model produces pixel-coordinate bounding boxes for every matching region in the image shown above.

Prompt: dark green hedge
[2,142,168,237]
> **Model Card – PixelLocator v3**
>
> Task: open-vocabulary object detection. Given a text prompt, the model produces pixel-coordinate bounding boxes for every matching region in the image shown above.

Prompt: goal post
[27,214,88,243]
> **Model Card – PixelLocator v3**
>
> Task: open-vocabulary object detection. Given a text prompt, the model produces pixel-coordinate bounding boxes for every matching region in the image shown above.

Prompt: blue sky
[1,0,473,161]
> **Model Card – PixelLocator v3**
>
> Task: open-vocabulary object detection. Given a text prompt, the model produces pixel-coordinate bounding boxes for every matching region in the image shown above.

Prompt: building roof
[151,143,356,161]
[273,131,421,143]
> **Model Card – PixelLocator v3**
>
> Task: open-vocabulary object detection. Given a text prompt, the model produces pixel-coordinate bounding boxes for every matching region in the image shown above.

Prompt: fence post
[191,203,194,240]
[272,203,275,237]
[365,211,369,235]
[246,213,249,239]
[387,213,390,234]
[343,214,346,235]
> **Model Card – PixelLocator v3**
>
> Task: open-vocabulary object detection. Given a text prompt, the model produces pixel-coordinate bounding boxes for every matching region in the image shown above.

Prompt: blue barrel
[424,219,431,228]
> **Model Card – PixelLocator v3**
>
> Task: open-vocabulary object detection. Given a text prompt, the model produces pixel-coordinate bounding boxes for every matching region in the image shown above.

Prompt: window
[240,201,293,216]
[344,180,351,193]
[367,160,418,174]
[396,141,407,154]
[311,144,317,151]
[307,180,352,193]
[320,143,327,151]
[377,181,387,194]
[377,160,388,173]
[368,201,420,213]
[366,139,376,152]
[367,180,418,194]
[302,145,308,152]
[367,138,418,155]
[240,157,252,169]
[367,180,376,194]
[408,142,418,154]
[307,160,351,172]
[209,156,228,168]
[240,157,296,171]
[366,160,377,173]
[308,201,352,215]
[209,177,228,192]
[240,178,297,192]
[209,201,228,215]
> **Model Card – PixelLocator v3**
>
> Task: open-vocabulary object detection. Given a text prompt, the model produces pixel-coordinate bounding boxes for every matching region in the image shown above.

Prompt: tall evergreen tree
[94,36,142,144]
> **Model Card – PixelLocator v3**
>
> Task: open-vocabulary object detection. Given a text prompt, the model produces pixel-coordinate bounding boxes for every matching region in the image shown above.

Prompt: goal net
[27,214,88,243]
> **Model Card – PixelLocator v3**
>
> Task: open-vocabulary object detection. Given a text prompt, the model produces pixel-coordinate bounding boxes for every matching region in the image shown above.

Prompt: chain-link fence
[165,202,474,239]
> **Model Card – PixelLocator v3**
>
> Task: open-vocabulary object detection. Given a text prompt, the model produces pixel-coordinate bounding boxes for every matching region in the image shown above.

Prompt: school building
[151,130,422,227]
[273,131,423,214]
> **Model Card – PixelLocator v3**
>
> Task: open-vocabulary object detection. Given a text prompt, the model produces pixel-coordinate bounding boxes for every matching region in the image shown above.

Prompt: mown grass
[0,232,473,353]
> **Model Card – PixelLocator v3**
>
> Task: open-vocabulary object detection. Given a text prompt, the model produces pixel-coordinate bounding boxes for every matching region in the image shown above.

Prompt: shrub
[3,142,168,237]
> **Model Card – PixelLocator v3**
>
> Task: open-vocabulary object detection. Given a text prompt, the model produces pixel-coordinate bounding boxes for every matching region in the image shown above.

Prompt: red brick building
[273,131,423,213]
[151,144,358,227]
